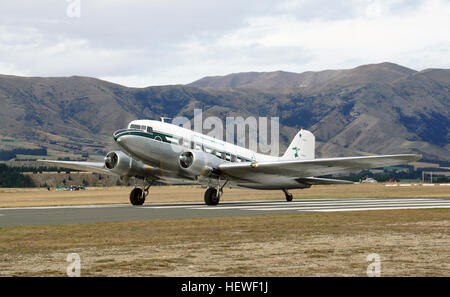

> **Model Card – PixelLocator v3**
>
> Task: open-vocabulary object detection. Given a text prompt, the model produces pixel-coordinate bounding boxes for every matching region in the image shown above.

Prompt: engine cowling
[104,151,149,177]
[178,150,224,178]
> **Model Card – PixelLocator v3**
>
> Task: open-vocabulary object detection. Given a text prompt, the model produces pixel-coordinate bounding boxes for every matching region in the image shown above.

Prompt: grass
[0,209,449,276]
[0,183,449,208]
[0,183,448,276]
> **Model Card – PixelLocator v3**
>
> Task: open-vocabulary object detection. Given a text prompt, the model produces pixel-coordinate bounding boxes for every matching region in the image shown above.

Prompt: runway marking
[2,198,445,211]
[245,202,450,211]
[308,206,450,212]
[0,204,130,211]
[187,199,450,210]
[1,198,449,213]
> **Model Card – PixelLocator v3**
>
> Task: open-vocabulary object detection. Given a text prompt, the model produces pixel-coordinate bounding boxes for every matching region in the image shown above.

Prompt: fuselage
[113,119,278,186]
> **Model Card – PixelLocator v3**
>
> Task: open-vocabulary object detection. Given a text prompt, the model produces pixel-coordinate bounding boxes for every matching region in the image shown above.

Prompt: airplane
[39,119,421,206]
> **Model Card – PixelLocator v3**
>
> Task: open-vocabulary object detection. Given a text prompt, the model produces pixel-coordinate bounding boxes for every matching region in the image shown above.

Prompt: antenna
[160,117,172,123]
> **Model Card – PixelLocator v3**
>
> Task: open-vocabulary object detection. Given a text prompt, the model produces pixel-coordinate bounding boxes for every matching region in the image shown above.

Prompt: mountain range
[0,62,448,162]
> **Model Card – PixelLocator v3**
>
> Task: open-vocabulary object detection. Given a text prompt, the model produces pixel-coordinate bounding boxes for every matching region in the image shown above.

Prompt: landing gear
[129,179,153,206]
[282,189,293,202]
[204,179,227,206]
[204,187,222,205]
[130,187,145,205]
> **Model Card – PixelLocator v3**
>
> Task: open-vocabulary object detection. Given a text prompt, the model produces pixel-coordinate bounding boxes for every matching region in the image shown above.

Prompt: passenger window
[146,126,153,133]
[130,124,140,129]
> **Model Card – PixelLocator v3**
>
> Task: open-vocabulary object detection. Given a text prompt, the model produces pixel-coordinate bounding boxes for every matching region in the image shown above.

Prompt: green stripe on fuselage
[114,130,173,144]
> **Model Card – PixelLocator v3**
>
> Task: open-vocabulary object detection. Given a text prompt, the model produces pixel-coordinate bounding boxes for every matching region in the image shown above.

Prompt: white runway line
[245,202,450,211]
[143,205,202,209]
[307,206,450,212]
[0,204,130,211]
[189,199,448,210]
[1,198,449,212]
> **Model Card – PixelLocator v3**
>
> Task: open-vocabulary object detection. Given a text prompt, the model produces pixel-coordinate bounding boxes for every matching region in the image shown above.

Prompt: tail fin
[281,129,315,160]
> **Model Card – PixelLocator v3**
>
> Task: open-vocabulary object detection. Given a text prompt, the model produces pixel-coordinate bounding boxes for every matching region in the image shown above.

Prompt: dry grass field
[0,183,449,208]
[1,183,448,277]
[0,209,449,276]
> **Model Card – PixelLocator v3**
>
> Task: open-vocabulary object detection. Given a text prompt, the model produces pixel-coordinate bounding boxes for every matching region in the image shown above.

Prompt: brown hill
[0,62,448,162]
[188,62,417,91]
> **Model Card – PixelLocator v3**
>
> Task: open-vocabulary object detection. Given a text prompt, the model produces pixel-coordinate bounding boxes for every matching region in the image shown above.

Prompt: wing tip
[407,154,422,162]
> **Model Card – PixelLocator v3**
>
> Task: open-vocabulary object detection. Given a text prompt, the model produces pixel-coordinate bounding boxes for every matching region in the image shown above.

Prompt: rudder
[281,129,315,160]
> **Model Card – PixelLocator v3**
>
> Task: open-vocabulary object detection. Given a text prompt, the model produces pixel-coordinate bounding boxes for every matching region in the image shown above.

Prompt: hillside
[188,62,417,91]
[0,62,448,162]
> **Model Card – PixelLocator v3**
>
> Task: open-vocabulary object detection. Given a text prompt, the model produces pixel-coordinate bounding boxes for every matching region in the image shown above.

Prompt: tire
[204,188,220,206]
[286,193,293,202]
[130,188,145,205]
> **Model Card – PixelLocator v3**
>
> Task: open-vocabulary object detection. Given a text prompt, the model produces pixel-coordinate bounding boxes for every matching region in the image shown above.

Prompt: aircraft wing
[38,160,113,175]
[218,154,421,184]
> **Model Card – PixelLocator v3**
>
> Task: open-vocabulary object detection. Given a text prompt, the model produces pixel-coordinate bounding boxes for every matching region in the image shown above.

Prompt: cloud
[0,0,449,86]
[176,0,450,77]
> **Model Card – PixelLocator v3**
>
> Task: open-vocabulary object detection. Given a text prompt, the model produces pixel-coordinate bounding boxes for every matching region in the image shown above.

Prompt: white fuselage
[113,120,278,186]
[124,119,277,162]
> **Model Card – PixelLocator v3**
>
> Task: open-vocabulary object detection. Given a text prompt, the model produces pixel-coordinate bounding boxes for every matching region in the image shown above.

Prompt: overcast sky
[0,0,449,87]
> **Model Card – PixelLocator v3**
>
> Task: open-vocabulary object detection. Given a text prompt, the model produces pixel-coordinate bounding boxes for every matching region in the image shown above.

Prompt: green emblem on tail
[292,147,300,158]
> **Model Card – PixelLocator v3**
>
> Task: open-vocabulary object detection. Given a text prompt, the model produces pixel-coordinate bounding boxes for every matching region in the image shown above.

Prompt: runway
[0,197,449,227]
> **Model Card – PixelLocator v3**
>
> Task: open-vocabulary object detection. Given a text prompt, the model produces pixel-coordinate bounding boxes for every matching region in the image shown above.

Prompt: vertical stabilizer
[281,129,315,160]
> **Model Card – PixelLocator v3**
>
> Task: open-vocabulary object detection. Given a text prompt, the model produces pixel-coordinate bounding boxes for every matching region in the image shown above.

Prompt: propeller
[179,151,194,168]
[104,152,119,169]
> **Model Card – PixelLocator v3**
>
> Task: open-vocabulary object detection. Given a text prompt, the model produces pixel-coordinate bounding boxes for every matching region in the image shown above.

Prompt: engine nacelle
[104,151,149,177]
[178,150,224,178]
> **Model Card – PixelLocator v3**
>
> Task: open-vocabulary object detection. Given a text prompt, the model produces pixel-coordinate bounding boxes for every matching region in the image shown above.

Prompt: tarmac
[1,197,450,227]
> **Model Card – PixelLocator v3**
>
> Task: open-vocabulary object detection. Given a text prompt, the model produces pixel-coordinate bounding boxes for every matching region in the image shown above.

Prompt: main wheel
[130,187,146,205]
[204,188,220,205]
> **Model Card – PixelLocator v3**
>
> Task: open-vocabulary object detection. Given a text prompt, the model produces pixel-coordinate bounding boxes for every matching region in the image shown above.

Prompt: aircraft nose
[113,129,128,142]
[112,128,138,156]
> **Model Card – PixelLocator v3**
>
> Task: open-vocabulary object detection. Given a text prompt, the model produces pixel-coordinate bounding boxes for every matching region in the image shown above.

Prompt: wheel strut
[282,189,293,202]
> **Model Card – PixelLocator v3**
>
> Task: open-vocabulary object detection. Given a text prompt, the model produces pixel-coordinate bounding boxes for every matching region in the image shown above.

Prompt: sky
[0,0,449,87]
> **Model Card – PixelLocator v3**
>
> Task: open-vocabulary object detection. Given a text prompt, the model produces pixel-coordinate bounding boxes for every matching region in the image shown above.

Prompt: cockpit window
[130,124,151,132]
